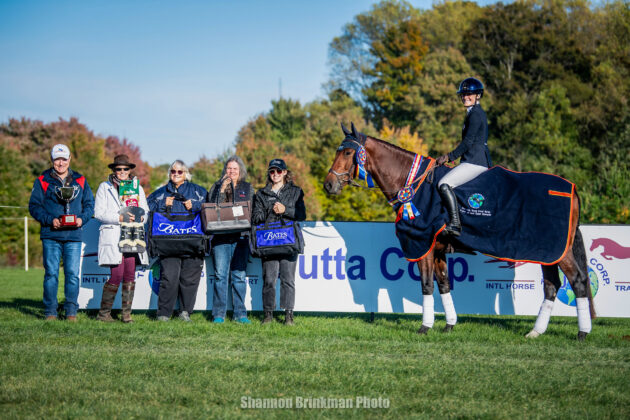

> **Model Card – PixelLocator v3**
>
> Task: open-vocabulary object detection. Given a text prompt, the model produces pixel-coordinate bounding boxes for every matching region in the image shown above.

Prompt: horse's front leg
[526,264,561,339]
[434,256,457,331]
[417,253,435,335]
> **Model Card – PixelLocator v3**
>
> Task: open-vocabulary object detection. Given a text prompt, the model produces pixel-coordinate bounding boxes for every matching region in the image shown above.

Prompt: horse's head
[323,122,362,195]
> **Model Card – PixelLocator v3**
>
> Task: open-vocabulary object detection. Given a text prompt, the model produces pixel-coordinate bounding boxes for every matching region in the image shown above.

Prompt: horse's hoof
[417,325,431,335]
[525,330,541,339]
[443,324,454,333]
[577,331,588,341]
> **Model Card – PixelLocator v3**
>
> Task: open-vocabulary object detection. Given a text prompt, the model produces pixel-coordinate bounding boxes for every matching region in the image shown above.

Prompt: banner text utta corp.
[297,245,477,286]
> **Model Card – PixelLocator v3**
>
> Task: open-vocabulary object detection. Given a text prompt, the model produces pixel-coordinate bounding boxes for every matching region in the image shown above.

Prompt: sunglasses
[268,169,284,175]
[170,170,184,175]
[115,167,131,172]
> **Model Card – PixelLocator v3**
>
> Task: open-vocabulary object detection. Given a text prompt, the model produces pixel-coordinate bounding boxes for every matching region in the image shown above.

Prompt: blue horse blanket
[395,165,576,264]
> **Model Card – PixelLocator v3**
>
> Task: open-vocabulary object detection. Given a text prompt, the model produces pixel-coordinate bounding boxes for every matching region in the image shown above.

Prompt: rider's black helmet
[457,77,484,98]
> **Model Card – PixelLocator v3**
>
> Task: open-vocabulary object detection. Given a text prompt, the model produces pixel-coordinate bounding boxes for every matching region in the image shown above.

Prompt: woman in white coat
[94,155,149,322]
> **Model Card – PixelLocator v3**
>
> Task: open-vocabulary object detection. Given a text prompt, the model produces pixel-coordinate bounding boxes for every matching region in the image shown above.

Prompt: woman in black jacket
[251,158,306,325]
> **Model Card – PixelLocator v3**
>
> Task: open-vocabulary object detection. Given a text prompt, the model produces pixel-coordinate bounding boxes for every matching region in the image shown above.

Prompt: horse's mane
[366,135,420,158]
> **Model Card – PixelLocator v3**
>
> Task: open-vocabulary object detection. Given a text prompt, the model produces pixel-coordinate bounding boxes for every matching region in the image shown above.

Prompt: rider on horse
[436,77,492,236]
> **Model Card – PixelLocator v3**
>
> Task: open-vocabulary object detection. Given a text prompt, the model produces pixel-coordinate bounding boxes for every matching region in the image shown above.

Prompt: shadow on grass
[0,298,44,318]
[0,297,536,333]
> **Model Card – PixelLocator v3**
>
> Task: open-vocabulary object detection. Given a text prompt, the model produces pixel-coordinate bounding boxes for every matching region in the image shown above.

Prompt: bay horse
[323,123,595,340]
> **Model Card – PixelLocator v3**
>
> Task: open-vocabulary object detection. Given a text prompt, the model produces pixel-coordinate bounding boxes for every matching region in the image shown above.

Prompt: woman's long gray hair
[221,155,247,182]
[167,160,192,182]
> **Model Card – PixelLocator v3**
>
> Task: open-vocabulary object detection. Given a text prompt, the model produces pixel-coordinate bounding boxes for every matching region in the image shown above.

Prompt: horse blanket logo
[468,193,485,209]
[590,238,630,260]
[395,166,575,263]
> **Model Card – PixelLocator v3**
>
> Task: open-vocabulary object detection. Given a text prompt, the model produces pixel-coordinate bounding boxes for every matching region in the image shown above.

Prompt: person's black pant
[157,256,203,317]
[262,254,297,311]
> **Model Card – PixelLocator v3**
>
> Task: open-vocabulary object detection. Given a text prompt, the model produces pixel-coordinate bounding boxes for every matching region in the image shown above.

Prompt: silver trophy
[55,186,80,227]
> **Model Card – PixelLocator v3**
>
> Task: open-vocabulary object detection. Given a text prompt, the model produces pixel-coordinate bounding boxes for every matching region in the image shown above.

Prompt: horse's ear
[340,122,351,136]
[351,122,358,137]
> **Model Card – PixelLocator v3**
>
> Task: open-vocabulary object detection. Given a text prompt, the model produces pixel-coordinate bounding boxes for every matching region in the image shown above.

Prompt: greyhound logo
[590,238,630,260]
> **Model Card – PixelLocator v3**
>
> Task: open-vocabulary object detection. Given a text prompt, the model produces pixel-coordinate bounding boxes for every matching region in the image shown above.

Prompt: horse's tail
[573,191,597,319]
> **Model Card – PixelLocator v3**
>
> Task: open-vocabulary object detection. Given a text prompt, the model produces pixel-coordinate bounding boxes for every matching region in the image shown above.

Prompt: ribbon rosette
[397,186,420,220]
[355,146,375,188]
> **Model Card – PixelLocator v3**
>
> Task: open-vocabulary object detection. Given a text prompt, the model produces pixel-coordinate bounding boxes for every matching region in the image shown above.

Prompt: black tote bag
[148,209,206,258]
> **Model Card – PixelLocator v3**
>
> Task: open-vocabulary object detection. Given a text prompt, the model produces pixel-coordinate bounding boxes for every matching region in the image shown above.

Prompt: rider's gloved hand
[436,154,449,166]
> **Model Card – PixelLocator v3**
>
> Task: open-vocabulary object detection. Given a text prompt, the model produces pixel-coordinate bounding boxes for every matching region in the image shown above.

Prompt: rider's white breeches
[438,163,487,188]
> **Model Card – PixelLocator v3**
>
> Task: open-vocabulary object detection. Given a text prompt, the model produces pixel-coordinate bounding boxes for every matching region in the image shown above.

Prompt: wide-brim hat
[108,154,136,169]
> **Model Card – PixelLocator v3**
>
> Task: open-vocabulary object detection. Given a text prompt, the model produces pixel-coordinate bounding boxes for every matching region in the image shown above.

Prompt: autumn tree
[363,17,429,127]
[327,0,421,102]
[0,117,152,266]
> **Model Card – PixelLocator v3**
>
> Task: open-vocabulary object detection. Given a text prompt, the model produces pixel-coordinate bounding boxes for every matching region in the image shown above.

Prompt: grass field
[1,267,629,419]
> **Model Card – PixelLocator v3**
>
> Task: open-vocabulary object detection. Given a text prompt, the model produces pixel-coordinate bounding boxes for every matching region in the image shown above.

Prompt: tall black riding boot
[438,184,461,236]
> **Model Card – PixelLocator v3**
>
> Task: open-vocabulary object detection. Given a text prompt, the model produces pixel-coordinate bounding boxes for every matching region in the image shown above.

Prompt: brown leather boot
[121,282,135,323]
[97,282,119,322]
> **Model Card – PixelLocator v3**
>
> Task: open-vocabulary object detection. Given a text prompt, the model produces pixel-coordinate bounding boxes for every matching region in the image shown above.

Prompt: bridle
[327,137,370,189]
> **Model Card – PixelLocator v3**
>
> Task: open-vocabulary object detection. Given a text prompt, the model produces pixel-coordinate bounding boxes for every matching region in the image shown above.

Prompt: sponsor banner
[78,221,630,317]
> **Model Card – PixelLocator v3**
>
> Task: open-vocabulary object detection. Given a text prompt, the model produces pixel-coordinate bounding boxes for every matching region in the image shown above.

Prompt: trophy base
[60,215,78,228]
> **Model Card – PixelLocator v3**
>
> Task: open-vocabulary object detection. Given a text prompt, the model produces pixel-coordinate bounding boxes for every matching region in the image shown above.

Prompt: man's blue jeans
[42,239,82,317]
[211,238,249,319]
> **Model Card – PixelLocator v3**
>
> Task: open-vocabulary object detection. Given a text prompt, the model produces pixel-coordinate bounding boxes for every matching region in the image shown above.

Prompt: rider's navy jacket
[448,104,492,167]
[28,168,95,241]
[147,180,207,213]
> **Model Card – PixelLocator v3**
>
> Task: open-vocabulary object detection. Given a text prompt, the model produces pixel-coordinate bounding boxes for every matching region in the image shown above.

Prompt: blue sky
[1,0,496,165]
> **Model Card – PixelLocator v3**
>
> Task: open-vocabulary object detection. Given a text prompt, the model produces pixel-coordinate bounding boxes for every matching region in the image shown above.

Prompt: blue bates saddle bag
[250,219,304,258]
[148,210,206,258]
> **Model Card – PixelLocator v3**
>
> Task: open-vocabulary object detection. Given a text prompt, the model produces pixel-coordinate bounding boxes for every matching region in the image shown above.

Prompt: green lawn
[1,267,629,419]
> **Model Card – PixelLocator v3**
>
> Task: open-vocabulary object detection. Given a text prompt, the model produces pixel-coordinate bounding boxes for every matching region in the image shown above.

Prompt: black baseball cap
[268,159,287,171]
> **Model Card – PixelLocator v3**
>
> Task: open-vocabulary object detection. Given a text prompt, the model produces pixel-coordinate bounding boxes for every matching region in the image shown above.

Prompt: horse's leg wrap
[576,297,592,334]
[440,292,457,326]
[527,299,555,338]
[422,294,434,328]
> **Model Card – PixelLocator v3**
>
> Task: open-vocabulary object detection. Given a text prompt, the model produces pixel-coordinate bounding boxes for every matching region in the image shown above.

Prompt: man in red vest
[28,144,94,321]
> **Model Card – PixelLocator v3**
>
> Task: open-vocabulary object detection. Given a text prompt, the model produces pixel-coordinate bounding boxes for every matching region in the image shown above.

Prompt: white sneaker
[178,311,191,322]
